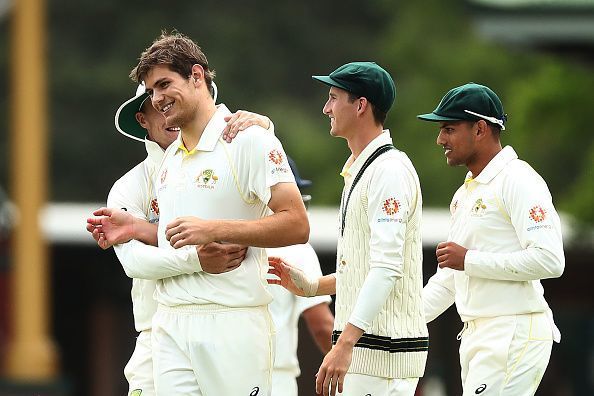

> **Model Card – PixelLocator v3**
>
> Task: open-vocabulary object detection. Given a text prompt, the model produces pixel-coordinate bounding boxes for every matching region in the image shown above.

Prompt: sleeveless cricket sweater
[334,151,428,379]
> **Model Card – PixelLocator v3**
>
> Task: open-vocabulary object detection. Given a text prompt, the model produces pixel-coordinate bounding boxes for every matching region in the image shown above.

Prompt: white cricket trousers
[271,369,298,396]
[459,312,554,396]
[124,330,155,396]
[337,373,419,395]
[152,303,275,396]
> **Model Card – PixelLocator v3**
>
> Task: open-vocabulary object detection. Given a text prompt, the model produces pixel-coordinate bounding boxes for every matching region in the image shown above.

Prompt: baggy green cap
[312,62,396,113]
[417,83,506,130]
[114,83,150,142]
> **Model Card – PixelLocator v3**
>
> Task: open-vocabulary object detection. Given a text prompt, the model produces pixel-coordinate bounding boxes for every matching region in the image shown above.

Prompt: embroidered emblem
[160,168,168,184]
[475,384,487,394]
[195,169,219,189]
[471,198,487,216]
[382,198,400,216]
[150,198,159,216]
[529,205,546,223]
[268,149,283,165]
[130,390,143,396]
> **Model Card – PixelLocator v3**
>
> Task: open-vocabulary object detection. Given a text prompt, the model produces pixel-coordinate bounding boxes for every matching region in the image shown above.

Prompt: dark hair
[130,31,216,94]
[347,92,387,126]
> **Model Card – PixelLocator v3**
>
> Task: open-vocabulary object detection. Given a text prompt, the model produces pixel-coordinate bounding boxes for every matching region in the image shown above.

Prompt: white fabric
[266,244,331,376]
[459,312,553,395]
[348,266,399,331]
[423,146,564,332]
[124,330,154,396]
[107,139,205,331]
[271,369,298,396]
[338,373,419,396]
[151,304,274,395]
[334,131,428,379]
[106,139,159,331]
[154,105,295,308]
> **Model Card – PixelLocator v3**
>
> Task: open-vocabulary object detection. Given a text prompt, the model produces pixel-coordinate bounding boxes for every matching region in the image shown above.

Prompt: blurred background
[0,0,593,395]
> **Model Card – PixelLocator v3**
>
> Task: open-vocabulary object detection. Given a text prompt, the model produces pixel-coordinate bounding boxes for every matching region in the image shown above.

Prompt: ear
[190,64,205,86]
[475,119,489,140]
[135,112,147,128]
[357,97,369,115]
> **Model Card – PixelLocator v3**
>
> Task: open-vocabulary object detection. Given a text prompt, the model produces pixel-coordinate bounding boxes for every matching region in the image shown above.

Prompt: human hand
[222,110,270,143]
[315,342,352,396]
[436,241,467,271]
[86,207,134,250]
[165,216,216,248]
[198,242,247,274]
[267,256,319,297]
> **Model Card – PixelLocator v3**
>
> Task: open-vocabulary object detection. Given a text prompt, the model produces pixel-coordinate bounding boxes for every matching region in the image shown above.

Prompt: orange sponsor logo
[268,149,283,165]
[529,205,546,223]
[382,198,400,216]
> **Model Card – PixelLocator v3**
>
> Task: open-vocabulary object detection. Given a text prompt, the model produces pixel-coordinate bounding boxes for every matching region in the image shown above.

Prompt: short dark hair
[347,92,387,126]
[130,31,216,94]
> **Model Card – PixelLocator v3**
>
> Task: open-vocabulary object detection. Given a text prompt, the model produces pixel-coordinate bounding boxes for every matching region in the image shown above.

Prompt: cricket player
[417,82,564,395]
[267,158,334,396]
[122,31,308,395]
[268,62,428,396]
[87,82,274,395]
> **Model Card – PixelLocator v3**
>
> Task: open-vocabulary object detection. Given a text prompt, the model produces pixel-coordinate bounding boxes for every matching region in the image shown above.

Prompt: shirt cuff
[187,245,202,272]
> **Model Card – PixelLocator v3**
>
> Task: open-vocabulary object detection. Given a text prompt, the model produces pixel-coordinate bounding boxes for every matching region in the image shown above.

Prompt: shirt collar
[341,129,393,179]
[468,145,517,184]
[176,104,231,155]
[144,138,165,166]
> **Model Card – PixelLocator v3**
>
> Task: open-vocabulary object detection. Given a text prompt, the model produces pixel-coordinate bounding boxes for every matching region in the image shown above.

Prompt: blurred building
[469,0,594,64]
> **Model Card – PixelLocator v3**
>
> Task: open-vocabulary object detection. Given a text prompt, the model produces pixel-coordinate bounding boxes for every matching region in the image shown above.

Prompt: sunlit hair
[347,92,387,126]
[130,30,216,96]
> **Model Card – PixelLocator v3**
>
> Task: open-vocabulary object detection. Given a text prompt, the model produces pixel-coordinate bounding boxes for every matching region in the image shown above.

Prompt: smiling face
[144,64,198,130]
[436,120,479,167]
[322,87,359,139]
[135,99,180,150]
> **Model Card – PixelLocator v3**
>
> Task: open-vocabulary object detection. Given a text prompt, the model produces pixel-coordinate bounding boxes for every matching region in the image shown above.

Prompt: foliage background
[0,0,592,230]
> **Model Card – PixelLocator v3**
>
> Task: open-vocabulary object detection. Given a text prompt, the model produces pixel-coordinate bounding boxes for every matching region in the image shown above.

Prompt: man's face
[136,100,180,150]
[322,87,359,138]
[436,121,478,167]
[144,64,197,129]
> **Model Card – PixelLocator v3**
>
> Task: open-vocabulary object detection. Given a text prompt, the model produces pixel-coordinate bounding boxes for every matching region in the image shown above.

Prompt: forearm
[132,218,158,246]
[303,304,334,354]
[211,209,309,247]
[465,246,564,281]
[348,266,398,331]
[335,322,364,349]
[423,278,455,323]
[316,274,336,296]
[115,241,201,280]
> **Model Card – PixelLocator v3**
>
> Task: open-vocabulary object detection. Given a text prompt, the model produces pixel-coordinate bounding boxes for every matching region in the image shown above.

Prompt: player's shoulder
[230,124,276,146]
[111,161,147,190]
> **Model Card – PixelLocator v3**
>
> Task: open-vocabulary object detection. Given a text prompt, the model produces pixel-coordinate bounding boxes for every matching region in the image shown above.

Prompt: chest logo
[382,197,400,216]
[471,198,487,216]
[160,168,168,184]
[268,149,283,165]
[196,169,219,189]
[529,205,546,223]
[150,198,160,216]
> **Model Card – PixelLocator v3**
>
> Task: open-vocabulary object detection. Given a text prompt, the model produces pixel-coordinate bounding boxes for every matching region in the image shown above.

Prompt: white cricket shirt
[108,139,201,332]
[423,146,565,329]
[266,243,331,376]
[155,105,295,307]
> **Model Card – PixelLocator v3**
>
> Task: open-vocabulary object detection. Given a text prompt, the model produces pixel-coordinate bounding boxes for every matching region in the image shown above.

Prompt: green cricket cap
[114,83,150,142]
[417,82,507,130]
[312,61,396,113]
